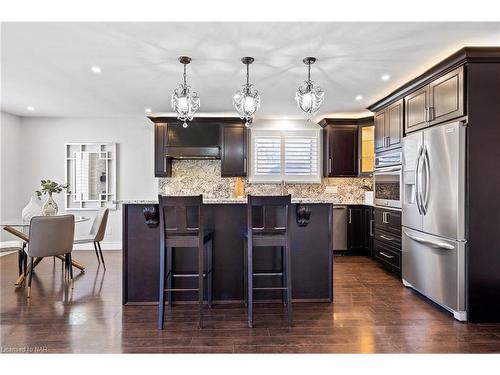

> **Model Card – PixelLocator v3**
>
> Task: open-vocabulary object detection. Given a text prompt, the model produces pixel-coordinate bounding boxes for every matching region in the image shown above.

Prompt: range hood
[165,146,220,159]
[165,121,221,160]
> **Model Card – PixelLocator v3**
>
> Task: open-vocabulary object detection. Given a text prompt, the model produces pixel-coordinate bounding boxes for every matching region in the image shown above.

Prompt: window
[251,129,321,183]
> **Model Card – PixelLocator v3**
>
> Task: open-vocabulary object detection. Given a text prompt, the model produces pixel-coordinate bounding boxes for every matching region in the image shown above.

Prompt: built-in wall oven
[374,151,402,209]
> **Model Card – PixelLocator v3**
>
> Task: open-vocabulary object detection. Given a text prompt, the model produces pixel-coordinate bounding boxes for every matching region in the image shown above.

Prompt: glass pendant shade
[295,57,324,115]
[171,56,200,128]
[233,57,260,127]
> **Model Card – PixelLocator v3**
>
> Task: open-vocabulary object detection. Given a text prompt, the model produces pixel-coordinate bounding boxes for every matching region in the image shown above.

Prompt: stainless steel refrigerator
[402,120,467,321]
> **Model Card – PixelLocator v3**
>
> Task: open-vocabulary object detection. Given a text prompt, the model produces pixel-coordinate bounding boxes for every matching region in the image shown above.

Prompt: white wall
[0,112,24,243]
[1,113,157,247]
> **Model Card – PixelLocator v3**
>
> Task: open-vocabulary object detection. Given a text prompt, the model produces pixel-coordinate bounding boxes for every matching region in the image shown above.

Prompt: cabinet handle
[349,209,352,224]
[380,234,394,241]
[429,107,435,121]
[379,251,395,259]
[243,157,247,173]
[369,219,374,236]
[425,107,429,122]
[382,212,389,224]
[328,158,332,174]
[163,157,167,172]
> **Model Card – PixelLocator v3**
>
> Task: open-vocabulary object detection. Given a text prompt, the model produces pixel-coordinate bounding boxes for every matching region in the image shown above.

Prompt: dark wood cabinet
[363,206,374,256]
[374,99,403,153]
[323,124,358,177]
[221,125,247,177]
[347,206,364,251]
[154,122,171,177]
[374,241,401,275]
[429,66,464,126]
[374,207,401,236]
[405,66,464,134]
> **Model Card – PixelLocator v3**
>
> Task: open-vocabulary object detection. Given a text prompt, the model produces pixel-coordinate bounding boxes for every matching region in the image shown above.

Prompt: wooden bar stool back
[244,194,292,328]
[157,195,213,329]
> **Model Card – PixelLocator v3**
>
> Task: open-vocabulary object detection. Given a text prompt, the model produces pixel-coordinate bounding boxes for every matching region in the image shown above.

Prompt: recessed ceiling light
[381,74,391,81]
[27,106,35,111]
[355,95,363,101]
[145,108,152,114]
[91,66,102,74]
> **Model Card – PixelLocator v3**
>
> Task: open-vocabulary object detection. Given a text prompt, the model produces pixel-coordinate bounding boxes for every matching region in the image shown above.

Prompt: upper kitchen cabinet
[358,118,375,176]
[374,99,403,153]
[321,119,358,177]
[221,124,248,177]
[405,66,464,134]
[148,117,246,178]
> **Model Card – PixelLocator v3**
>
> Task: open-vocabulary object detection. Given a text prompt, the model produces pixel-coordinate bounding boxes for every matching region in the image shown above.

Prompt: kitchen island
[119,198,339,305]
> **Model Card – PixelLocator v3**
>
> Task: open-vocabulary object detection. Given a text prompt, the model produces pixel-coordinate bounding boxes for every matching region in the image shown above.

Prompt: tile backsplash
[158,160,373,203]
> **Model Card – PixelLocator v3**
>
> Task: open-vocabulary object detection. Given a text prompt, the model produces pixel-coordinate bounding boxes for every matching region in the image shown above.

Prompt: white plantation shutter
[284,133,319,182]
[252,133,282,182]
[251,129,321,183]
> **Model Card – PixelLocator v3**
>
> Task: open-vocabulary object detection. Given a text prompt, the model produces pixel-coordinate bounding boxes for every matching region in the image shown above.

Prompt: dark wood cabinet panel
[405,66,464,134]
[429,66,464,125]
[323,125,358,177]
[221,125,247,177]
[374,240,401,276]
[347,206,364,251]
[374,112,386,152]
[363,206,374,256]
[374,207,401,236]
[154,122,171,177]
[387,100,403,149]
[405,86,428,133]
[374,99,403,153]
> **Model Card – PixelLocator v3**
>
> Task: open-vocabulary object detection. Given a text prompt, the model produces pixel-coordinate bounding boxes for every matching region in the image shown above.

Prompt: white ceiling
[1,22,500,119]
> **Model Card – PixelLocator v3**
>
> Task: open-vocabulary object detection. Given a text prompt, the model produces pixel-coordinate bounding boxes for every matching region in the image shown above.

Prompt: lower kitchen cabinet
[374,240,401,275]
[347,206,364,251]
[363,206,374,256]
[373,207,402,276]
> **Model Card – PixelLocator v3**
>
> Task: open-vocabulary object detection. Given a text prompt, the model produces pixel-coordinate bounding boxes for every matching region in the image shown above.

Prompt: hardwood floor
[1,250,500,353]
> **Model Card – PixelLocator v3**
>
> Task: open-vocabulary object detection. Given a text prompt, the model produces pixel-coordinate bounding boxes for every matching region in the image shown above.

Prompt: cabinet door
[221,125,247,177]
[347,206,364,251]
[359,124,375,176]
[363,207,374,255]
[405,86,429,134]
[387,99,403,150]
[154,123,171,177]
[429,66,464,126]
[330,125,358,177]
[374,111,386,152]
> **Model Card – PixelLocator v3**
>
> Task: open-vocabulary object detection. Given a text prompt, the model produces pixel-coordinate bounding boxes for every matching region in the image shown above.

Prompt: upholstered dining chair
[21,215,75,298]
[74,208,109,268]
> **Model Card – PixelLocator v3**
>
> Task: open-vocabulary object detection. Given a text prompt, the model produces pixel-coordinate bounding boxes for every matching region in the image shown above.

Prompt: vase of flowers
[35,180,70,216]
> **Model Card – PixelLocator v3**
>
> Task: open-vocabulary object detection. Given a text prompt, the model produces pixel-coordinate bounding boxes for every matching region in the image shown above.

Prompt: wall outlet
[325,186,338,194]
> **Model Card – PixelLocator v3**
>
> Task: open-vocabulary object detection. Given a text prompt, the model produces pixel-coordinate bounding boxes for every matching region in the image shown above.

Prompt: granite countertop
[114,198,374,206]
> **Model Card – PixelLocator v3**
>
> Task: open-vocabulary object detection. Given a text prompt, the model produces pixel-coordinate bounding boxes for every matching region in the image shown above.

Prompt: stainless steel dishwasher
[332,206,348,251]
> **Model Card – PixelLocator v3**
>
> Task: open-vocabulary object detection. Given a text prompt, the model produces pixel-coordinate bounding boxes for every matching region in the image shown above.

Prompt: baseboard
[72,241,122,250]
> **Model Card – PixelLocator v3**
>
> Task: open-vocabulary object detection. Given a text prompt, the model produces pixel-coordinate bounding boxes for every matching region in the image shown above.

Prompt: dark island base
[122,203,333,305]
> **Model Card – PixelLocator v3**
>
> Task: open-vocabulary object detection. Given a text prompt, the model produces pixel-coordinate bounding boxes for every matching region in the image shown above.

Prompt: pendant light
[233,57,261,128]
[295,57,324,115]
[171,56,200,128]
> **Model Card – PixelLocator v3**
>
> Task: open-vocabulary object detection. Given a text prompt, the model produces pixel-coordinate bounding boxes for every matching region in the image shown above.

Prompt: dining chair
[74,208,109,268]
[24,215,75,298]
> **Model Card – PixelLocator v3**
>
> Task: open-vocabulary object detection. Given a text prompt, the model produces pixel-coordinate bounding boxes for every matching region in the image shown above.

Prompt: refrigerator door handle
[422,146,430,213]
[415,146,424,215]
[403,230,455,250]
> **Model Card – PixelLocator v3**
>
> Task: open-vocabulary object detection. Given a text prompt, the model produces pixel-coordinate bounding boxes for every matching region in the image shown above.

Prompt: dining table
[1,215,90,286]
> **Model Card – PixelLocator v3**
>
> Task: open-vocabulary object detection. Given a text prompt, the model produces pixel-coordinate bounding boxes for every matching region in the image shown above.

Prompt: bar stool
[157,195,213,330]
[243,194,292,328]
